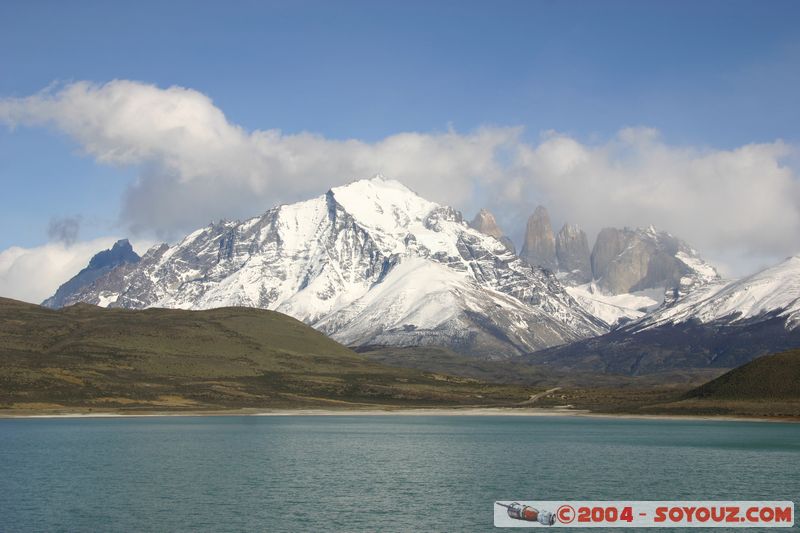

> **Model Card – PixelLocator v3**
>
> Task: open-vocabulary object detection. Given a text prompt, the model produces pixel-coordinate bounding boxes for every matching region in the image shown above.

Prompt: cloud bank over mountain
[0,80,515,240]
[0,237,119,303]
[1,79,798,299]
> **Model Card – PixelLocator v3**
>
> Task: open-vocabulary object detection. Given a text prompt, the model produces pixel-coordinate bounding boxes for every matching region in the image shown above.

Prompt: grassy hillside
[357,345,554,385]
[4,297,795,419]
[0,298,538,413]
[604,349,800,419]
[502,349,800,419]
[689,349,800,400]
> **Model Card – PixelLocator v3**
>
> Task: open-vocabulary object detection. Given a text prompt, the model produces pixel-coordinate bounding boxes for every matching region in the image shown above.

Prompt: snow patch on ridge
[314,257,463,343]
[566,283,663,327]
[634,255,800,331]
[676,250,718,282]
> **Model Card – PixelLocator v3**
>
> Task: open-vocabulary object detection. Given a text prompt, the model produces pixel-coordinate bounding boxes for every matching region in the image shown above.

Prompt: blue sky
[1,0,800,300]
[3,1,798,146]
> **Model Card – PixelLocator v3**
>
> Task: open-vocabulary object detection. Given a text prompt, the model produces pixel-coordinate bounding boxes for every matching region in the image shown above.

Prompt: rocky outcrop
[590,226,717,295]
[525,256,800,376]
[590,228,633,291]
[469,208,515,254]
[42,239,140,308]
[555,223,591,283]
[520,206,557,271]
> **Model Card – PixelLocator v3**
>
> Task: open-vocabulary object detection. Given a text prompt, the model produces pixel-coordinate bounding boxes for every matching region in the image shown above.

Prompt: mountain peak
[469,208,503,238]
[328,177,439,246]
[87,239,139,270]
[334,174,414,195]
[590,226,717,295]
[43,238,141,308]
[520,205,558,271]
[469,208,516,254]
[42,181,604,356]
[555,222,591,284]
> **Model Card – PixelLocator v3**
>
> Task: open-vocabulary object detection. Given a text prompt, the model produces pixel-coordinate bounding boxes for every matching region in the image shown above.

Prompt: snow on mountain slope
[556,232,716,328]
[48,175,605,356]
[314,257,585,355]
[511,216,719,326]
[528,255,800,376]
[565,283,664,327]
[633,256,800,331]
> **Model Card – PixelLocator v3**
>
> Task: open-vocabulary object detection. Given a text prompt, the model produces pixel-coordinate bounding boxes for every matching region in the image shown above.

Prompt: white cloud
[503,129,800,276]
[0,238,153,304]
[0,80,516,239]
[1,80,799,278]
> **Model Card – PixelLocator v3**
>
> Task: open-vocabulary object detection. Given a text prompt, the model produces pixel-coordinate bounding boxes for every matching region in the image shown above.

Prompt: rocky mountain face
[45,176,605,358]
[555,223,592,284]
[526,256,800,375]
[468,208,515,254]
[512,208,719,327]
[520,206,558,271]
[43,239,140,309]
[576,226,718,327]
[516,206,717,298]
[590,226,716,295]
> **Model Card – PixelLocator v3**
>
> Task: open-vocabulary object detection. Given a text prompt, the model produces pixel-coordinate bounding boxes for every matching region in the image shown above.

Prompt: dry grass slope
[0,298,538,413]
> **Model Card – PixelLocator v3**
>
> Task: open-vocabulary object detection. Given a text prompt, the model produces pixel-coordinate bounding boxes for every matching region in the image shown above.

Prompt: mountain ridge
[43,239,140,308]
[525,256,800,375]
[42,176,605,357]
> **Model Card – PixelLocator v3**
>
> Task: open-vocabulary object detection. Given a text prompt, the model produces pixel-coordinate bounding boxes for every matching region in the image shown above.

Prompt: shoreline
[1,406,797,423]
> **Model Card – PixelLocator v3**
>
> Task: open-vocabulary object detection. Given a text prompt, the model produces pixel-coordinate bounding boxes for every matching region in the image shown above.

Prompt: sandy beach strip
[1,406,796,423]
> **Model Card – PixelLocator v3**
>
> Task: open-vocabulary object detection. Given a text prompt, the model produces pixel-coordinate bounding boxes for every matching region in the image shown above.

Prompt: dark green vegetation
[0,298,538,414]
[690,348,800,400]
[532,349,800,419]
[650,348,800,418]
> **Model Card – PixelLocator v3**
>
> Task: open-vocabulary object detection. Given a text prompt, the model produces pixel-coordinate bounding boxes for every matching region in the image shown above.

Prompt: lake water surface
[1,415,798,531]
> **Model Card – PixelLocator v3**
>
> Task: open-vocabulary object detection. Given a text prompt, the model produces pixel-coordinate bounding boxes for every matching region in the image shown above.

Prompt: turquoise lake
[0,415,798,531]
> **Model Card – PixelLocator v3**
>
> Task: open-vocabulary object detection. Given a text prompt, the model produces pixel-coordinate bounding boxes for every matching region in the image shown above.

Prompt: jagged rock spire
[555,223,591,283]
[520,206,557,271]
[469,208,516,254]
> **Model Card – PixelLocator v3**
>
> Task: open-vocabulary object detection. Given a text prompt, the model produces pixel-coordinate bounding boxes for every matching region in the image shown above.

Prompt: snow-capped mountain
[590,225,719,295]
[562,234,719,328]
[469,208,515,254]
[632,255,800,332]
[526,256,800,375]
[563,283,665,327]
[46,176,605,357]
[42,239,140,308]
[501,205,720,327]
